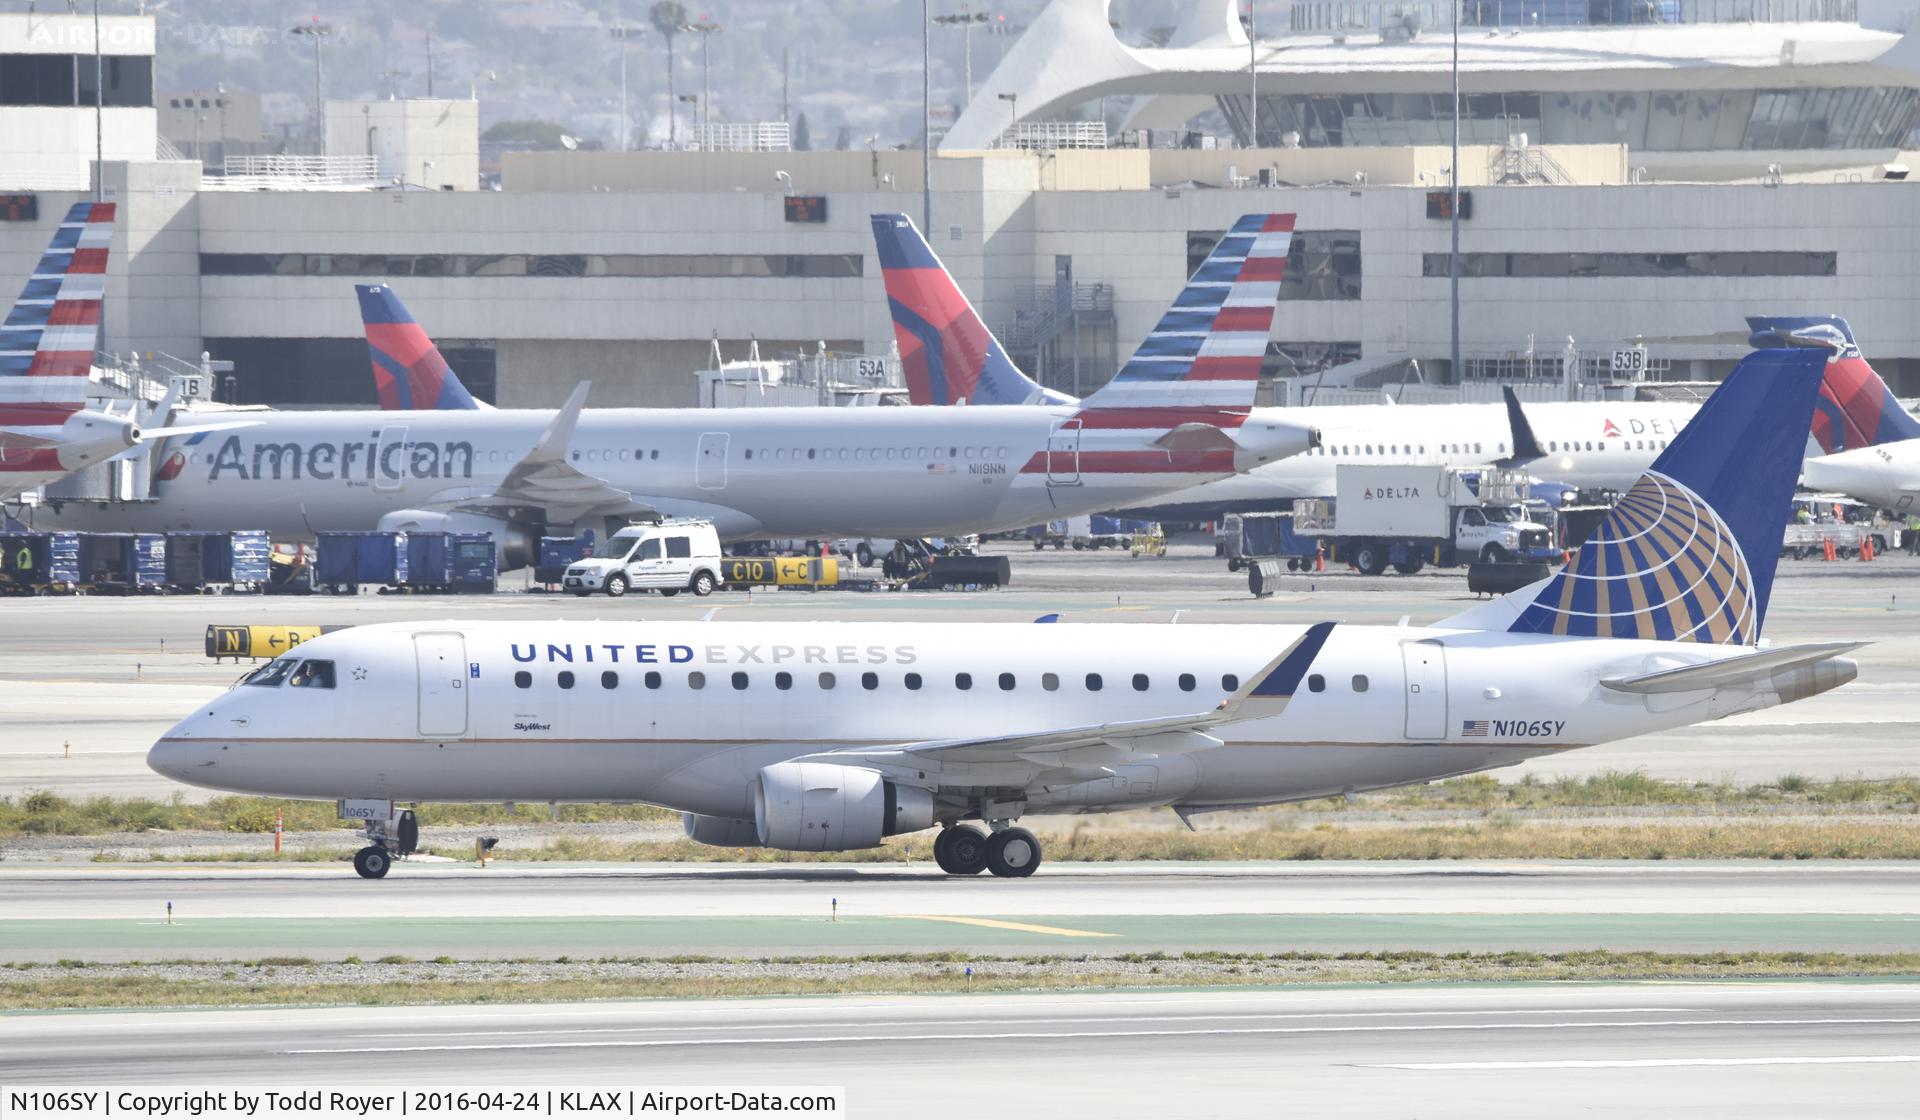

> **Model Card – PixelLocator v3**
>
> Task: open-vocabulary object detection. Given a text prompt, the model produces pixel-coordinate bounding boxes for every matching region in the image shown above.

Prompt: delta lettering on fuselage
[207,434,475,483]
[509,642,920,666]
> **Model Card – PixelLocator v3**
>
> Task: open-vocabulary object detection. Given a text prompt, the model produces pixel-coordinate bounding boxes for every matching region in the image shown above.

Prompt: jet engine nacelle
[682,812,762,847]
[753,762,935,851]
[54,410,138,469]
[375,509,534,571]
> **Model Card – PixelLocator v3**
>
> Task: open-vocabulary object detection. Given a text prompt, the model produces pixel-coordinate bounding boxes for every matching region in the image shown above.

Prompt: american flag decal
[1460,720,1489,737]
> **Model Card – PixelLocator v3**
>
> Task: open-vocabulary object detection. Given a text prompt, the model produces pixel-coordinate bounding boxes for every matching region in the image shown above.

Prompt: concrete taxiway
[5,983,1919,1118]
[2,544,1918,799]
[2,861,1915,961]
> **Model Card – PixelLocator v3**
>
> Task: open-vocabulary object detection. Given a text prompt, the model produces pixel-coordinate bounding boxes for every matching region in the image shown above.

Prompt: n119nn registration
[1,1088,844,1120]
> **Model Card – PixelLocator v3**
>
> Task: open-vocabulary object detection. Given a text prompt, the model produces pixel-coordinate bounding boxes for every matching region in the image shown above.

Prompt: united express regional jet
[147,343,1856,879]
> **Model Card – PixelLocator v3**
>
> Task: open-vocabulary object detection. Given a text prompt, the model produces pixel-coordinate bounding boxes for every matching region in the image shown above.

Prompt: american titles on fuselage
[204,433,476,483]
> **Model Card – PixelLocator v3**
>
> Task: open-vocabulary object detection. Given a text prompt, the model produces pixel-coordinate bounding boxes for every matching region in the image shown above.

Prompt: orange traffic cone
[1315,543,1325,573]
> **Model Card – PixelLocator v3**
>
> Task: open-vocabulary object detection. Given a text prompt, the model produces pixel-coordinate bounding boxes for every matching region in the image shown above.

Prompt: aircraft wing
[435,381,657,525]
[798,622,1334,770]
[1600,641,1864,694]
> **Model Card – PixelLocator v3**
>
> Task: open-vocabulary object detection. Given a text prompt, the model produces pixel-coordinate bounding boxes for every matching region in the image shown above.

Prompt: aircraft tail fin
[1078,214,1293,413]
[870,213,1059,406]
[356,284,483,410]
[1504,346,1829,646]
[1748,315,1919,453]
[1,201,113,384]
[1497,386,1545,465]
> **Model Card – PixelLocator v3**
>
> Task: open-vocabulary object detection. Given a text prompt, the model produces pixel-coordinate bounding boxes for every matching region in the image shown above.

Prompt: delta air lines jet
[1776,316,1920,511]
[41,214,1316,567]
[147,344,1856,879]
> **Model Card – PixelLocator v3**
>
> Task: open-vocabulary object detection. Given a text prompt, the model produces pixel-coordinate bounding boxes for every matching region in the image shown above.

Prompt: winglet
[526,382,592,463]
[1499,386,1545,465]
[1216,621,1335,722]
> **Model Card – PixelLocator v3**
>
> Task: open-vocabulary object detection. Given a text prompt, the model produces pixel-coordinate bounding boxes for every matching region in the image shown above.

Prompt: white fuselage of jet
[1800,441,1920,512]
[37,404,1310,541]
[150,619,1848,823]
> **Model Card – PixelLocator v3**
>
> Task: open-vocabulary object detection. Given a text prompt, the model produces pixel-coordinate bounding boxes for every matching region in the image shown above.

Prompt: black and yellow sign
[720,556,839,587]
[204,624,340,659]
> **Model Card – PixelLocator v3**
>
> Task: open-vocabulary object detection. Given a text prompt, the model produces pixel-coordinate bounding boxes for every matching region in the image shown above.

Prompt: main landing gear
[933,821,1041,878]
[352,809,418,879]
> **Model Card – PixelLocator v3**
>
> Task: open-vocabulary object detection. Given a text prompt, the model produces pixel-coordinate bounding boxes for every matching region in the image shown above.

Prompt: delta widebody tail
[149,344,1858,879]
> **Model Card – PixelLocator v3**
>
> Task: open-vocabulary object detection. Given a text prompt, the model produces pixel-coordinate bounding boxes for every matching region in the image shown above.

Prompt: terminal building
[2,0,1919,412]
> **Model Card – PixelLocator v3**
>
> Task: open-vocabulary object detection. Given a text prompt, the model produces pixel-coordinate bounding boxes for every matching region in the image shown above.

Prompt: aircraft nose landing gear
[351,808,417,879]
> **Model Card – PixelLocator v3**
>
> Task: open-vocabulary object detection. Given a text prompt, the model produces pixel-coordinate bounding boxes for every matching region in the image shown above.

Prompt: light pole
[1241,3,1257,147]
[91,0,102,201]
[987,14,1022,65]
[610,23,643,150]
[921,0,932,237]
[1449,0,1461,382]
[289,18,333,153]
[682,18,722,129]
[933,8,990,108]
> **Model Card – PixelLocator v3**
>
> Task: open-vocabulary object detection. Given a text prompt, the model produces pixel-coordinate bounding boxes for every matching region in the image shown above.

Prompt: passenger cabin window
[1308,674,1325,693]
[601,671,618,690]
[666,537,692,559]
[1222,673,1240,691]
[688,671,706,690]
[1132,674,1150,692]
[955,672,973,690]
[862,671,879,690]
[732,671,749,690]
[514,671,532,689]
[998,672,1016,691]
[244,658,297,687]
[905,672,922,690]
[1178,673,1196,692]
[776,671,793,690]
[289,660,335,689]
[819,672,836,689]
[635,538,662,561]
[1352,674,1369,693]
[1042,672,1060,691]
[558,671,575,689]
[644,671,662,689]
[1086,672,1103,691]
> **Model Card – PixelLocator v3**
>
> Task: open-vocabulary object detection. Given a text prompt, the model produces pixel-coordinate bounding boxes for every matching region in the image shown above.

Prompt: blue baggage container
[448,533,497,593]
[229,530,271,585]
[404,532,453,589]
[316,531,407,589]
[535,535,589,584]
[76,533,136,586]
[131,533,168,589]
[47,531,80,584]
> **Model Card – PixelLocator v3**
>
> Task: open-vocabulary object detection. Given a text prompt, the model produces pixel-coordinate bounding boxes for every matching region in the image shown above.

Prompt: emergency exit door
[696,432,729,490]
[1401,640,1447,740]
[1046,418,1082,486]
[414,631,469,738]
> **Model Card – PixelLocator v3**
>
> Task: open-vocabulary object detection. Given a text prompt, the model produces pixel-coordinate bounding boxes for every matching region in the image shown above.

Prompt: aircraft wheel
[857,543,875,567]
[605,573,629,597]
[935,825,989,875]
[691,571,717,597]
[985,828,1041,878]
[352,846,391,880]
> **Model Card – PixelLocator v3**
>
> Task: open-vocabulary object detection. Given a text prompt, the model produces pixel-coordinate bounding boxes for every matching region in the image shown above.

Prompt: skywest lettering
[208,434,475,482]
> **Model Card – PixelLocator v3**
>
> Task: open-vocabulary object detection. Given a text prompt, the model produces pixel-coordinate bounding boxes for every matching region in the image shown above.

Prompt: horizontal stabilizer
[1601,641,1864,694]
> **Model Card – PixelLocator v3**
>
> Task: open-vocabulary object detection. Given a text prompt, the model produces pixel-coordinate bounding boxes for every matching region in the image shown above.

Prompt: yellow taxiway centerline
[897,915,1117,938]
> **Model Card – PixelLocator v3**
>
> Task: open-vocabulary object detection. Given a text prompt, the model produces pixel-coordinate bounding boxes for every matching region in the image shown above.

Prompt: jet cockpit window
[243,657,298,687]
[289,660,336,689]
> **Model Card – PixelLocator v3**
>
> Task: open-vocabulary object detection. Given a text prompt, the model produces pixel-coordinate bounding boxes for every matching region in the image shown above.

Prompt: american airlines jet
[0,203,248,503]
[38,215,1316,568]
[147,345,1857,879]
[874,214,1714,510]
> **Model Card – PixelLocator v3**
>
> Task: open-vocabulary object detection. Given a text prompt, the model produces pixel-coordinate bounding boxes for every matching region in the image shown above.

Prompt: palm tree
[649,1,689,146]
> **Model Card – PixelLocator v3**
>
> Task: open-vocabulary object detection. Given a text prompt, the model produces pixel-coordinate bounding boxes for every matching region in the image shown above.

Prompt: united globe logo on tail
[1510,472,1755,643]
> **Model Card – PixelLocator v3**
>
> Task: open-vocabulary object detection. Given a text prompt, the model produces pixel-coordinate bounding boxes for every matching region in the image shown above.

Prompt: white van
[563,519,724,597]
